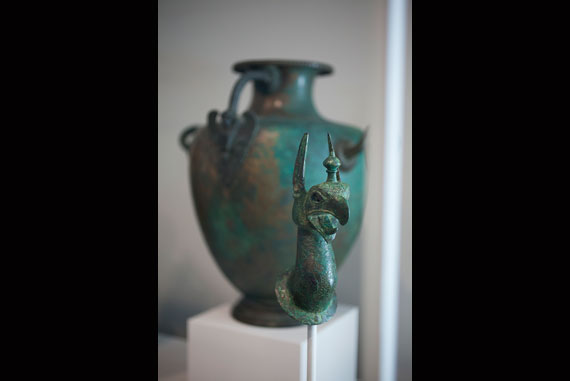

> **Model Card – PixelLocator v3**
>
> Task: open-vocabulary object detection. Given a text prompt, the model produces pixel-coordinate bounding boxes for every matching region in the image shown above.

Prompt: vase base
[232,297,301,327]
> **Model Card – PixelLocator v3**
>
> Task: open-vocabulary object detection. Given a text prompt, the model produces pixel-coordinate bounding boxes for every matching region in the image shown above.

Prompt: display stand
[187,303,358,381]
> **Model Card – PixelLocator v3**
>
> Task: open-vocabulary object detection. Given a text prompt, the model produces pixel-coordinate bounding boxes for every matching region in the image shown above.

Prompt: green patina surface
[275,133,349,325]
[186,61,365,326]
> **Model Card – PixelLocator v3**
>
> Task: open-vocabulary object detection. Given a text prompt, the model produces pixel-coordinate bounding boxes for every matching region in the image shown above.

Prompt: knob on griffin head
[275,132,350,325]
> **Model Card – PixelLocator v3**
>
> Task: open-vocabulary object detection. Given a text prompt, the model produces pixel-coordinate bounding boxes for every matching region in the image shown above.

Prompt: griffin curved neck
[295,227,334,266]
[289,226,337,312]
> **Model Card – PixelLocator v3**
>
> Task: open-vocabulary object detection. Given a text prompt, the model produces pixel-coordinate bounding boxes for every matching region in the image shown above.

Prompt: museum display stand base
[187,303,358,381]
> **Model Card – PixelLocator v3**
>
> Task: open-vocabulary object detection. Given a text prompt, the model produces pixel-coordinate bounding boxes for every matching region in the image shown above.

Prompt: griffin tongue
[308,213,339,241]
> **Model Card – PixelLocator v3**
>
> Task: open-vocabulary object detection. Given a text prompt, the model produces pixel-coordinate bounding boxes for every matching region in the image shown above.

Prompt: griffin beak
[331,198,349,226]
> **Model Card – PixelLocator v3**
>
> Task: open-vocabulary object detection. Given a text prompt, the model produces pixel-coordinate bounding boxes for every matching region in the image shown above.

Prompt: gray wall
[158,0,411,379]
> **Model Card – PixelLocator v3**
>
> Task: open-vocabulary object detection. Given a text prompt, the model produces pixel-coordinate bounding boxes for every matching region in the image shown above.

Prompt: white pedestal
[187,303,358,381]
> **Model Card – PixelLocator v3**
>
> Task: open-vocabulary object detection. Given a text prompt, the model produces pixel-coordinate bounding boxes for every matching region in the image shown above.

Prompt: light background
[158,0,411,379]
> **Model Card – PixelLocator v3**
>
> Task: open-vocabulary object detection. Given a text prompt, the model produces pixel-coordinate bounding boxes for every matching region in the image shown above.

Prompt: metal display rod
[308,325,317,381]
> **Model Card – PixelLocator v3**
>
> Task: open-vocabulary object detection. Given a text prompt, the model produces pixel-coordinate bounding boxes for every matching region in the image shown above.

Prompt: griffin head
[292,133,350,241]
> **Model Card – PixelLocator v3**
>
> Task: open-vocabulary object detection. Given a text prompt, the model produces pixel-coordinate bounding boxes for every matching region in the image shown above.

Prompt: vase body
[185,60,365,326]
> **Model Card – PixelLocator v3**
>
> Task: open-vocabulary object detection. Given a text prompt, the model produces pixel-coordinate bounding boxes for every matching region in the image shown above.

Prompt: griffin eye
[311,192,323,203]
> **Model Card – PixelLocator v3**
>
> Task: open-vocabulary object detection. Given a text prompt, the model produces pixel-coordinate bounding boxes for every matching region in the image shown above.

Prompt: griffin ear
[293,133,309,198]
[327,132,335,156]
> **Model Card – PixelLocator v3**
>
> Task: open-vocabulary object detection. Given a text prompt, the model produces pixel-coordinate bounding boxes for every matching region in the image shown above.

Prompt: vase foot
[232,297,301,327]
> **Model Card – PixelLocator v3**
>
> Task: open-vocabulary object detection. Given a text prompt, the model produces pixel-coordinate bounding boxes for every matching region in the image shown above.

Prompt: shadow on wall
[158,213,194,337]
[158,211,240,338]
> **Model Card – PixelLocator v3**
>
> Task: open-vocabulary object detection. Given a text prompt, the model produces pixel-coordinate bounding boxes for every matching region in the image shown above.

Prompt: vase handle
[179,125,201,152]
[335,126,369,171]
[200,66,280,186]
[221,65,280,129]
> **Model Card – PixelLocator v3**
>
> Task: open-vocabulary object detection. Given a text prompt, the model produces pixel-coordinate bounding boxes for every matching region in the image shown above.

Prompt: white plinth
[187,303,358,381]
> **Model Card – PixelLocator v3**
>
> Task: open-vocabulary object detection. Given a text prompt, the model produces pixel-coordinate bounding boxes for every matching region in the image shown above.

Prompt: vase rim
[233,59,333,76]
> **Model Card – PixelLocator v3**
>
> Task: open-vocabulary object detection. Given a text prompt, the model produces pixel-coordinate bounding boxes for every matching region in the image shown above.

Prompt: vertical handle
[221,65,280,137]
[179,125,200,152]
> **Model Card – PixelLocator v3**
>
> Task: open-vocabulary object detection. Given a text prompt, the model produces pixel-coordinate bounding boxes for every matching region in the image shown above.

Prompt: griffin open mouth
[307,212,340,240]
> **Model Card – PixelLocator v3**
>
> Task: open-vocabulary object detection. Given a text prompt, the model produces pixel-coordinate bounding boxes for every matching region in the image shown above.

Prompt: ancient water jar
[180,60,366,326]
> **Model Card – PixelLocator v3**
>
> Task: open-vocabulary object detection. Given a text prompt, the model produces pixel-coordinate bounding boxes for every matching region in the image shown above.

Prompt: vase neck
[249,67,319,117]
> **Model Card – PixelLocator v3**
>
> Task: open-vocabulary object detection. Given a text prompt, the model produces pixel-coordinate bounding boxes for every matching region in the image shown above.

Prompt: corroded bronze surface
[275,133,349,325]
[182,60,366,326]
[232,297,299,327]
